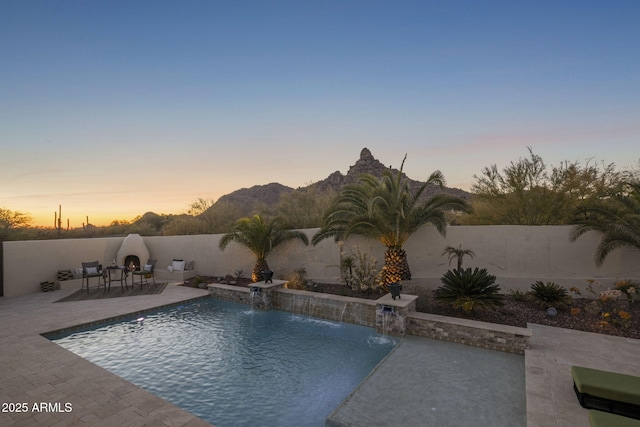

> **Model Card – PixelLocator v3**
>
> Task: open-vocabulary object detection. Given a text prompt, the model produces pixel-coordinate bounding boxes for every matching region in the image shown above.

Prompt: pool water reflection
[49,298,397,427]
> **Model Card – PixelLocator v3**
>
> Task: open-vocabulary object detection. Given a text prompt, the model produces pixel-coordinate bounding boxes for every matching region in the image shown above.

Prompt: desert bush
[508,288,529,302]
[340,249,382,292]
[284,267,308,290]
[435,267,504,312]
[528,281,570,309]
[615,279,639,306]
[570,279,635,329]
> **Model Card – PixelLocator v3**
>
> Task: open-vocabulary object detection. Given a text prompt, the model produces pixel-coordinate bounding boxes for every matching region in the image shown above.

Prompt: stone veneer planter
[407,312,532,354]
[207,283,532,354]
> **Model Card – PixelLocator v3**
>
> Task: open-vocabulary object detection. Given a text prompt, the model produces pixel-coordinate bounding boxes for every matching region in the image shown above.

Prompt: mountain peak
[360,147,373,160]
[347,147,388,178]
[213,148,470,218]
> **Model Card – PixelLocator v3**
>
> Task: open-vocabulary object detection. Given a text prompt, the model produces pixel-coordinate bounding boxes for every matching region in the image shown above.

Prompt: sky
[1,1,639,227]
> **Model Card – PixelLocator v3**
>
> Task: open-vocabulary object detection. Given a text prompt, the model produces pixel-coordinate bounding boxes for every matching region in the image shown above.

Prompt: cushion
[85,267,98,275]
[589,410,640,427]
[143,264,153,272]
[171,260,186,271]
[572,366,640,406]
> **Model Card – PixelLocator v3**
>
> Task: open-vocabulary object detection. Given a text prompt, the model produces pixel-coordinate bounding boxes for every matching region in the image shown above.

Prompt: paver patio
[1,284,638,426]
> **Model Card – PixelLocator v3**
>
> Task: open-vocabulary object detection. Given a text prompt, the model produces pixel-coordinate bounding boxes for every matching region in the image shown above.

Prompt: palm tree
[219,214,309,282]
[312,157,472,285]
[442,244,475,271]
[570,181,640,266]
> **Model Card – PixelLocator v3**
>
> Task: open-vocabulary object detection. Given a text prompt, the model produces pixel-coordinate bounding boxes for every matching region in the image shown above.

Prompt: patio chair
[82,261,105,293]
[132,259,157,289]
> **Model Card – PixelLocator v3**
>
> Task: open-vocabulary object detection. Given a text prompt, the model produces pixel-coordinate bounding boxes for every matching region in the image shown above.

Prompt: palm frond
[571,181,640,265]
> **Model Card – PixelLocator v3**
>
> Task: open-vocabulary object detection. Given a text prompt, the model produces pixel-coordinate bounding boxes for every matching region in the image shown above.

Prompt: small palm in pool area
[442,244,475,271]
[219,214,309,282]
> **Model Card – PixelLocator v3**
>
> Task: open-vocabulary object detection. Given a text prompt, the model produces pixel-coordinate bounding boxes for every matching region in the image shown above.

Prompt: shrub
[435,267,504,312]
[528,281,570,309]
[615,279,639,306]
[284,267,307,290]
[340,249,382,292]
[508,288,529,302]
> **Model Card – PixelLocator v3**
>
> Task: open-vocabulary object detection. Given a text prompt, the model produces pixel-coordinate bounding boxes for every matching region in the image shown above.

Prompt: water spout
[339,302,349,323]
[382,305,395,314]
[250,287,262,310]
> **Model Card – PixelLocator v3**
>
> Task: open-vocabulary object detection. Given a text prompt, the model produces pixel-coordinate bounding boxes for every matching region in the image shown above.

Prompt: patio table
[105,265,128,292]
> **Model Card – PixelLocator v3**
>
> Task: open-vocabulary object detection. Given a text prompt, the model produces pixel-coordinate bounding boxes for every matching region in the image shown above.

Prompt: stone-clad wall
[407,312,532,354]
[273,288,378,327]
[207,283,531,354]
[207,283,251,304]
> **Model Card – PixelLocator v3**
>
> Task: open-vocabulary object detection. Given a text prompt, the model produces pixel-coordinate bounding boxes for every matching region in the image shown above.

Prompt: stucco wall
[2,226,639,297]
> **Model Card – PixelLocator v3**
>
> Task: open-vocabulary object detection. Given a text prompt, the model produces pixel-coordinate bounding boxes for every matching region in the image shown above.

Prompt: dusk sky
[2,1,639,227]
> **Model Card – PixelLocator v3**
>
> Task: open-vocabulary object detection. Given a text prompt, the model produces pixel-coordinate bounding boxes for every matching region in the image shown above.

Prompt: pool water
[49,298,397,427]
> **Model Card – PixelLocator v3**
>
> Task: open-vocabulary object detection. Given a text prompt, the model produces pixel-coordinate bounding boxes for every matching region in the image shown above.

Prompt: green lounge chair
[589,410,640,427]
[572,366,640,420]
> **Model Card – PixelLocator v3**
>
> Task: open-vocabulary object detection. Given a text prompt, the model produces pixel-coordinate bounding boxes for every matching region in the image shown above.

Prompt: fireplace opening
[124,255,140,271]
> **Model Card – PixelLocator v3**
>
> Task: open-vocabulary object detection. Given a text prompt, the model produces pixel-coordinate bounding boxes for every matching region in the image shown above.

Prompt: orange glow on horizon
[29,212,142,228]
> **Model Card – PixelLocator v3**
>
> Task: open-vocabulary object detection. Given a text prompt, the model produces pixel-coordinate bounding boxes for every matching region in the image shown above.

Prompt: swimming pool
[48,298,397,427]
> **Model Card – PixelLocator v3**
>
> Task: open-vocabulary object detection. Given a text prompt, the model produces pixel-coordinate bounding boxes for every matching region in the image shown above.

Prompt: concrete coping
[249,279,288,290]
[275,287,380,307]
[375,293,418,308]
[206,280,288,293]
[207,283,250,292]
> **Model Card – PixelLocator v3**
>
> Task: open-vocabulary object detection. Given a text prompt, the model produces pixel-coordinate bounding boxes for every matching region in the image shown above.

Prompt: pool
[48,298,397,427]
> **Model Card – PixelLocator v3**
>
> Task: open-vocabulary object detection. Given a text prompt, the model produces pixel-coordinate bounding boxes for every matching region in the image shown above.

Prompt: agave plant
[219,214,309,282]
[435,267,504,312]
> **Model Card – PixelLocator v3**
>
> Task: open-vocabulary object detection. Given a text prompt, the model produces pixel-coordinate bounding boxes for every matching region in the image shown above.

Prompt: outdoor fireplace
[124,255,140,271]
[116,234,150,271]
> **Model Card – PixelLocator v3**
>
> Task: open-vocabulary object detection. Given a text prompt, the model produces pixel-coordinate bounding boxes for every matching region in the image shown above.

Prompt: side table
[105,265,128,292]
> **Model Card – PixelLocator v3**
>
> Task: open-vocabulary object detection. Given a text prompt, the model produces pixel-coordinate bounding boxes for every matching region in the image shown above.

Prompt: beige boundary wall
[2,225,639,298]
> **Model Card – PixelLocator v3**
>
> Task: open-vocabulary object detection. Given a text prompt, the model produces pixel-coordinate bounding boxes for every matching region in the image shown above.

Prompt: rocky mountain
[212,148,471,217]
[216,182,294,216]
[312,148,471,200]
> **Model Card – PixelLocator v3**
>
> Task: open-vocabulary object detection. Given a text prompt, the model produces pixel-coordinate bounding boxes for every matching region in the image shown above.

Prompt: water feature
[370,305,395,345]
[339,302,348,323]
[308,296,315,318]
[249,286,261,310]
[47,298,396,427]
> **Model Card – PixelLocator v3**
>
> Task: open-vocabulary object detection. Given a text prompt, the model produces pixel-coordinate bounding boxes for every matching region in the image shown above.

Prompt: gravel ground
[185,277,640,340]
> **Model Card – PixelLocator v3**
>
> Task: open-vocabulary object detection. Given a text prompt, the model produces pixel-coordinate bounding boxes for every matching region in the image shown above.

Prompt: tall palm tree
[442,244,475,271]
[571,181,640,266]
[219,214,309,282]
[312,157,472,284]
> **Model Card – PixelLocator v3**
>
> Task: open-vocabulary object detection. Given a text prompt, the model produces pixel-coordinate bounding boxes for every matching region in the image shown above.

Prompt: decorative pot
[262,270,274,283]
[388,283,402,300]
[40,281,55,292]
